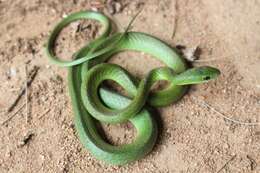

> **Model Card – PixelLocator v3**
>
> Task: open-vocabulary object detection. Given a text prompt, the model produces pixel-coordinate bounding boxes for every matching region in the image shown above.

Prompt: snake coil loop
[46,11,220,165]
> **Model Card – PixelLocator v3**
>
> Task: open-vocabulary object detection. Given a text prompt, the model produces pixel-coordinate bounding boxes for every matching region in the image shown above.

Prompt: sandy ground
[0,0,260,172]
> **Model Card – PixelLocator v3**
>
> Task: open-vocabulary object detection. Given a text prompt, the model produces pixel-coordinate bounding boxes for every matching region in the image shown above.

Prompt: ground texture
[0,0,259,172]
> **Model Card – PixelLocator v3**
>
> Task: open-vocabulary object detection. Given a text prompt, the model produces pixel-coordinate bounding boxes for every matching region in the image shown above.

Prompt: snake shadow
[146,106,165,154]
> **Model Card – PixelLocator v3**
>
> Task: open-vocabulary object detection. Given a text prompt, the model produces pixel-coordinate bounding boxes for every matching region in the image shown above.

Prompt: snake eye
[203,76,211,80]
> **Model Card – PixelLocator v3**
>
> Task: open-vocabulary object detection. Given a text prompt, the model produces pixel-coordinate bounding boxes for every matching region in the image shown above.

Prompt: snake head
[172,66,221,85]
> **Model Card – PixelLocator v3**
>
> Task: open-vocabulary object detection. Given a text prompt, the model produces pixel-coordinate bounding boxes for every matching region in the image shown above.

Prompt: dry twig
[171,0,178,39]
[216,155,236,173]
[38,108,51,119]
[25,65,29,123]
[7,66,39,112]
[1,103,26,125]
[17,131,34,147]
[191,96,260,126]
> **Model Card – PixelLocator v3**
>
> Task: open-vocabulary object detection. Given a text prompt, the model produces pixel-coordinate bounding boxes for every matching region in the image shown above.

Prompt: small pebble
[107,1,122,15]
[39,154,45,165]
[91,7,98,12]
[5,150,11,157]
[9,67,16,77]
[107,3,115,14]
[114,2,122,13]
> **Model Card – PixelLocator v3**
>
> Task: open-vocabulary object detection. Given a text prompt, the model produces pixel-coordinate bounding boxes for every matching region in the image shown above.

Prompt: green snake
[45,11,220,165]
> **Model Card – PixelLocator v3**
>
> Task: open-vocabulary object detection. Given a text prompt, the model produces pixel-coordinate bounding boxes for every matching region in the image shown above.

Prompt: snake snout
[172,66,220,85]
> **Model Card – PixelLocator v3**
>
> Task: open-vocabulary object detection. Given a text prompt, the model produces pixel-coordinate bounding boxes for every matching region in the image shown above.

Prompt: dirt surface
[0,0,260,172]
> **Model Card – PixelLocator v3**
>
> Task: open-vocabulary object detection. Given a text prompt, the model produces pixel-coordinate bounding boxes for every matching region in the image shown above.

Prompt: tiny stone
[107,3,115,14]
[6,150,11,157]
[40,95,48,102]
[51,8,56,14]
[214,150,219,154]
[91,7,98,12]
[114,2,122,13]
[39,154,45,165]
[10,67,16,76]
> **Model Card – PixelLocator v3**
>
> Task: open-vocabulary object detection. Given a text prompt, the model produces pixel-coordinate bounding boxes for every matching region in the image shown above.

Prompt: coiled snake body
[46,11,220,165]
